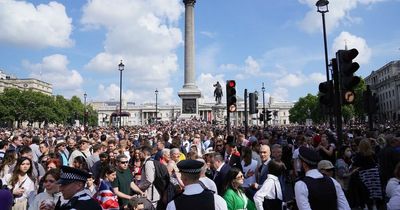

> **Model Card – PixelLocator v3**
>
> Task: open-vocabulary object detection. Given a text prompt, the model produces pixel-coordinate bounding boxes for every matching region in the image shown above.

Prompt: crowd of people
[0,119,400,210]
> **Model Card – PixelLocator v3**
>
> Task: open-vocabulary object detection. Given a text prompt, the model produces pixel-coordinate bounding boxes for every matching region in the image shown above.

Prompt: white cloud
[97,83,176,105]
[200,31,216,38]
[275,73,307,87]
[235,56,272,79]
[22,54,83,96]
[0,0,73,48]
[332,31,372,64]
[298,0,387,34]
[81,0,183,102]
[309,72,326,83]
[271,87,289,101]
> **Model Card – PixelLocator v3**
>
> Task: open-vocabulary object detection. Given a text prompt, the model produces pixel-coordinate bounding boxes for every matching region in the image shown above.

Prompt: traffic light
[266,110,272,121]
[259,113,264,122]
[249,93,256,114]
[226,80,237,112]
[336,48,360,104]
[318,80,333,106]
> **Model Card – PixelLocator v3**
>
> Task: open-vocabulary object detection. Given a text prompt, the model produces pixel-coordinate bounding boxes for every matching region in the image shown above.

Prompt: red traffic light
[227,80,236,88]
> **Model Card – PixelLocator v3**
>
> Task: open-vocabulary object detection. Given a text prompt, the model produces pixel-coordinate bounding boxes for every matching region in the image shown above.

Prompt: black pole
[84,93,87,130]
[244,89,248,138]
[155,90,158,123]
[262,83,265,129]
[320,10,334,129]
[227,107,230,135]
[332,58,343,147]
[119,70,122,128]
[118,61,124,128]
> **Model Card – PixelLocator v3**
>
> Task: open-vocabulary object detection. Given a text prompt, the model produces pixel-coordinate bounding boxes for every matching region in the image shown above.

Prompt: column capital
[183,0,196,6]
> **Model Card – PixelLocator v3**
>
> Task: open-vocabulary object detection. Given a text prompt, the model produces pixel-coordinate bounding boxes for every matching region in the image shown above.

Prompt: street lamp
[262,83,266,128]
[84,92,87,129]
[118,60,125,128]
[155,89,159,123]
[316,0,333,128]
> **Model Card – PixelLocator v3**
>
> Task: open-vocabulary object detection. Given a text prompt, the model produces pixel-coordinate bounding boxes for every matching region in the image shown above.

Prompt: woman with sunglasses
[2,157,35,210]
[29,169,65,210]
[222,167,256,210]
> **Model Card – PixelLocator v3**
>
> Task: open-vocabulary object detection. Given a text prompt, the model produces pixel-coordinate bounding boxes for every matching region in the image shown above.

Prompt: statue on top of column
[213,81,223,104]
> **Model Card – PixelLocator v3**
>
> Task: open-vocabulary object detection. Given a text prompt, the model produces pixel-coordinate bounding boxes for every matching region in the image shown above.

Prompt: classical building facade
[365,60,400,122]
[91,97,294,127]
[0,70,52,95]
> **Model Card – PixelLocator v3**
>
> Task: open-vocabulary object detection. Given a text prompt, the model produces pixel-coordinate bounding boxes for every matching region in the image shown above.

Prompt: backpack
[142,160,170,210]
[152,160,170,194]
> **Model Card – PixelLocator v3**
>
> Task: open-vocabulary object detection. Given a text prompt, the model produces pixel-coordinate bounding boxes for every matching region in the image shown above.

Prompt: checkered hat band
[180,168,202,174]
[61,172,87,182]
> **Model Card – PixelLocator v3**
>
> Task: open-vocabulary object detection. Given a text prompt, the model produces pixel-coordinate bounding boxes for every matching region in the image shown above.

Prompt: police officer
[166,159,228,210]
[42,166,102,210]
[294,146,350,210]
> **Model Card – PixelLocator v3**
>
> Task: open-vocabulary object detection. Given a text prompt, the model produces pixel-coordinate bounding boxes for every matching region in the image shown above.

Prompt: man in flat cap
[294,146,350,210]
[166,159,228,210]
[47,166,102,210]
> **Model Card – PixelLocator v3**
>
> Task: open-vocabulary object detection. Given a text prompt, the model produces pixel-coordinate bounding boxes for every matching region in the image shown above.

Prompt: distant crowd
[1,119,400,210]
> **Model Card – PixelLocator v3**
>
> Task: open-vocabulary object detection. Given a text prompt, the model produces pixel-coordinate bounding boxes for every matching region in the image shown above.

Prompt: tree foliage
[290,78,368,125]
[0,88,97,127]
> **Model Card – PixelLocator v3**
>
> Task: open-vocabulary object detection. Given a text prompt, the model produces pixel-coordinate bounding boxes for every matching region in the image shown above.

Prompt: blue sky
[0,0,399,105]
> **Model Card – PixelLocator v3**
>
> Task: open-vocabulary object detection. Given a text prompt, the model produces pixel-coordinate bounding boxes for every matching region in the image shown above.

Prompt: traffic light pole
[332,59,343,147]
[244,89,248,138]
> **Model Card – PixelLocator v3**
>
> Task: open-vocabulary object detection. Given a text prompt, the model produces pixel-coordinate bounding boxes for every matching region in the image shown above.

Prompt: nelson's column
[178,0,201,118]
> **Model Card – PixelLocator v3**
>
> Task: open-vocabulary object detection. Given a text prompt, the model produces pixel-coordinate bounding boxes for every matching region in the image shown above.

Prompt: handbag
[263,180,283,210]
[12,198,27,210]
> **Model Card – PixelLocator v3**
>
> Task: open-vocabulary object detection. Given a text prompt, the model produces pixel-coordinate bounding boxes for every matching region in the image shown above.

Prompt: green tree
[0,88,90,127]
[289,94,322,124]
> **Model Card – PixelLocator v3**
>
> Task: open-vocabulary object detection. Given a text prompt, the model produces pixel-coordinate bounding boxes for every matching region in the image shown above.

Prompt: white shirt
[166,183,227,210]
[254,174,283,210]
[294,169,350,210]
[28,191,66,210]
[292,148,301,172]
[386,177,400,198]
[387,185,400,210]
[3,173,35,203]
[241,159,257,188]
[182,140,190,154]
[199,177,218,194]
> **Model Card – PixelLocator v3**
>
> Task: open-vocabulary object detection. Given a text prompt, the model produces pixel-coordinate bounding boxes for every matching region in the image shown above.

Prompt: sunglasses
[119,161,129,164]
[236,174,244,179]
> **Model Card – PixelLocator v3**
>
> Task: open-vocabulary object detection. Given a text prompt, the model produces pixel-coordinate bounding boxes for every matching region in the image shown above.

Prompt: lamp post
[118,60,124,128]
[262,83,266,128]
[316,0,334,128]
[155,89,159,123]
[255,90,259,126]
[83,92,87,129]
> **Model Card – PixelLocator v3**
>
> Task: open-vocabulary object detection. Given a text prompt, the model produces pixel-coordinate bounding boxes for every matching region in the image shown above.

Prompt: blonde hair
[358,138,374,156]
